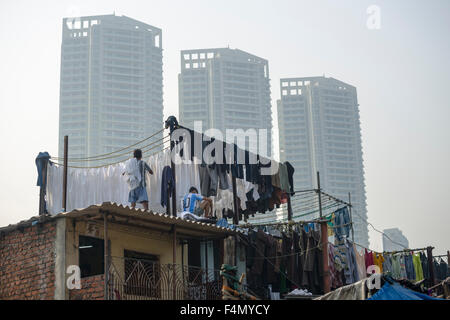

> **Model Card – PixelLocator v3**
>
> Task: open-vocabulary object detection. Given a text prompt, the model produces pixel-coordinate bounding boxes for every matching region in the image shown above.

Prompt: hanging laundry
[399,254,408,279]
[412,253,424,281]
[419,252,430,281]
[353,244,366,280]
[383,255,393,275]
[404,253,416,281]
[334,207,351,240]
[335,239,359,285]
[390,254,402,279]
[284,161,295,196]
[373,252,385,273]
[364,249,374,274]
[161,166,175,208]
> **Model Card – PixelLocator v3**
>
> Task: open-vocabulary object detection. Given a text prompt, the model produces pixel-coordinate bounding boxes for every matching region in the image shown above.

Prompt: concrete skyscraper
[178,48,272,156]
[383,228,409,252]
[58,14,163,160]
[277,76,369,247]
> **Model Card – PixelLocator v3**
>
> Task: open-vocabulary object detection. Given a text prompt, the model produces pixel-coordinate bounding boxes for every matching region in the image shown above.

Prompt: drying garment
[285,161,295,195]
[46,148,200,215]
[353,244,367,280]
[161,166,175,208]
[419,252,430,281]
[280,163,291,193]
[383,255,393,275]
[235,177,259,211]
[390,255,402,279]
[266,236,279,285]
[211,189,233,219]
[245,163,260,184]
[334,207,351,240]
[436,258,449,281]
[271,162,290,193]
[301,229,323,293]
[412,253,424,281]
[373,253,385,273]
[46,161,130,214]
[35,152,50,187]
[328,243,343,289]
[335,239,359,285]
[399,255,408,279]
[365,249,374,272]
[404,254,416,280]
[198,164,231,197]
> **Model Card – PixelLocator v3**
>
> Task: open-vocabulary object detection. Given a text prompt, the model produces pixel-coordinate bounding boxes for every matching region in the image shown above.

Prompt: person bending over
[182,186,212,217]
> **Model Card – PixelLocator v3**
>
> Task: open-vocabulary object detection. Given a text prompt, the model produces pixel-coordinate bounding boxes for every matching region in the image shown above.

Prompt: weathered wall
[0,220,56,299]
[68,274,104,300]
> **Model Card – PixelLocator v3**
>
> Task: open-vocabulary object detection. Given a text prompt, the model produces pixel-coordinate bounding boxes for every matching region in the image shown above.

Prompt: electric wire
[51,143,170,169]
[51,128,166,161]
[52,134,170,163]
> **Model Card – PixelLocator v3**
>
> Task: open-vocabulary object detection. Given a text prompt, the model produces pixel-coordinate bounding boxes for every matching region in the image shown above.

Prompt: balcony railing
[106,256,222,300]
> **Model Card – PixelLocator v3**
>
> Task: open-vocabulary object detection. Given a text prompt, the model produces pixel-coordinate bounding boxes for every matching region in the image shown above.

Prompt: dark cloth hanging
[404,253,416,280]
[291,230,301,287]
[282,233,294,289]
[247,229,269,299]
[420,252,430,281]
[161,166,174,208]
[436,258,449,281]
[246,230,257,271]
[285,161,295,195]
[198,163,229,197]
[35,152,50,187]
[250,230,268,276]
[301,228,324,294]
[265,236,278,287]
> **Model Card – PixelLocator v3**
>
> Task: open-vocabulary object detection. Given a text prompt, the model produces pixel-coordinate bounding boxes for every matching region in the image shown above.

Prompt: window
[124,250,160,298]
[79,235,104,278]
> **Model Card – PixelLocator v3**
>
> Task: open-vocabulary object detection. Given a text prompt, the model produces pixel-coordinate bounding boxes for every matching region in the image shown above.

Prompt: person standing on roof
[123,149,153,210]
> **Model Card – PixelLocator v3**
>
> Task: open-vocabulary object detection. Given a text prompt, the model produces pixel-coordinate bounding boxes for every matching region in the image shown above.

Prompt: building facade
[58,14,163,161]
[0,203,237,300]
[383,228,409,252]
[277,76,369,247]
[178,48,272,156]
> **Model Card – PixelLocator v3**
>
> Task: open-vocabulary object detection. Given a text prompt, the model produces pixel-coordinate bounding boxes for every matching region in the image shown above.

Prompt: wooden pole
[173,224,177,300]
[232,175,239,225]
[287,193,293,221]
[170,132,177,217]
[317,171,323,218]
[427,246,436,286]
[62,135,68,212]
[103,211,109,300]
[39,160,48,215]
[348,192,354,242]
[205,240,209,291]
[171,155,177,217]
[321,220,331,294]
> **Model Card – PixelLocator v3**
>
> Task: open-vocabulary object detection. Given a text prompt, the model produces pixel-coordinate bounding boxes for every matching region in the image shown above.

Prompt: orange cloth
[372,252,385,273]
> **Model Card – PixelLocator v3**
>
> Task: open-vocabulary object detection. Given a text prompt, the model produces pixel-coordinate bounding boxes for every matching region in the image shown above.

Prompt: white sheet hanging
[45,147,202,215]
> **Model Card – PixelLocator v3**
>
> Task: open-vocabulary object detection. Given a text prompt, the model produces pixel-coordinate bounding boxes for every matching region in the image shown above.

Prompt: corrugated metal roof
[56,202,241,239]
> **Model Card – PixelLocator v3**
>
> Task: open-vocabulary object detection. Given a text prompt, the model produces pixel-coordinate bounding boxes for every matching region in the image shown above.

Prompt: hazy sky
[0,0,449,255]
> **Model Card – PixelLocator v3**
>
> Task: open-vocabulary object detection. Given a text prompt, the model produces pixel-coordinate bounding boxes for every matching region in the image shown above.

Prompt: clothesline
[51,127,167,161]
[51,143,170,169]
[51,134,170,163]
